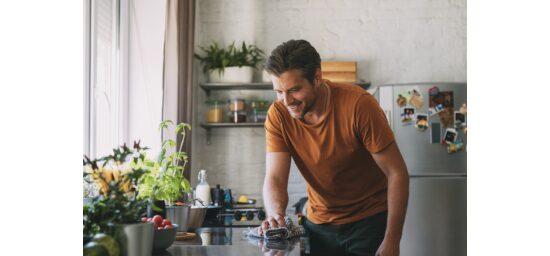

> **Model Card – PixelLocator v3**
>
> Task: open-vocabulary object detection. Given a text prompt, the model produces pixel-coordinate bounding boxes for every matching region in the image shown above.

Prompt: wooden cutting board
[175,232,197,241]
[321,61,357,83]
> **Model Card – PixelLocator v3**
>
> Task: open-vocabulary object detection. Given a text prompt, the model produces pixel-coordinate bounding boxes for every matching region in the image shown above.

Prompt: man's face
[271,69,320,119]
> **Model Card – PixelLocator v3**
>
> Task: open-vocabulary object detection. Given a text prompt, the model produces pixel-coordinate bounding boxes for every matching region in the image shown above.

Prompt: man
[260,39,409,256]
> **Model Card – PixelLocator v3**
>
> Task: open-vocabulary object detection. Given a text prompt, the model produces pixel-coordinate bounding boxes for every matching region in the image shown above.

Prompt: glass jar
[228,111,247,123]
[226,98,246,111]
[249,100,270,123]
[249,100,269,111]
[205,100,225,123]
[251,109,267,123]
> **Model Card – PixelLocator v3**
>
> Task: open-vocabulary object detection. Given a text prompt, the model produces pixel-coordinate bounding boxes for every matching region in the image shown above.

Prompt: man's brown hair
[265,39,321,85]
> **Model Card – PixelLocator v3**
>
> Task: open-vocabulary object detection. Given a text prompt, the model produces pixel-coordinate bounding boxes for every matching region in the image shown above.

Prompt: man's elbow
[387,167,409,183]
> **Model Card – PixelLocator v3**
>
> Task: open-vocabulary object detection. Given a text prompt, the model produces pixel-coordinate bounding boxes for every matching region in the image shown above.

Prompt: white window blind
[88,0,127,159]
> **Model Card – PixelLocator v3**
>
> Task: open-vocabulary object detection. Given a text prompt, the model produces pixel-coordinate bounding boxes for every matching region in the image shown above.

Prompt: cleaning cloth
[244,216,305,240]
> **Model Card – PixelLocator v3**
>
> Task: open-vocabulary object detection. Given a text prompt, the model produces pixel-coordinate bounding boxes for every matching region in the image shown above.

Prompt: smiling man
[260,39,409,256]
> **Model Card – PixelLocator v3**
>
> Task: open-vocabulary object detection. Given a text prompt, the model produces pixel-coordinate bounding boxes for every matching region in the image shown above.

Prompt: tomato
[152,215,163,226]
[141,217,148,222]
[162,219,171,227]
[175,202,184,206]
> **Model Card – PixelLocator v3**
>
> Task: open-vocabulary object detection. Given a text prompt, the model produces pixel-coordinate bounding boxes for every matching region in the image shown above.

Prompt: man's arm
[371,141,409,255]
[261,152,291,233]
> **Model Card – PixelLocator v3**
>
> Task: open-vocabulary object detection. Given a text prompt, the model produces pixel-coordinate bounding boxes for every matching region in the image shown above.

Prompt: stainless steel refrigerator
[374,82,467,256]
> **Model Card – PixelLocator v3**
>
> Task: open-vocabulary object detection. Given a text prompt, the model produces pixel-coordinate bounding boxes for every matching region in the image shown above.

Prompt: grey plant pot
[110,222,154,256]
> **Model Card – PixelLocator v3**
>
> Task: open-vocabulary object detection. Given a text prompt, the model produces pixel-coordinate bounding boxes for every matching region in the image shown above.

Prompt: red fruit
[162,219,172,227]
[141,217,148,222]
[152,215,163,226]
[147,218,152,222]
[175,202,184,206]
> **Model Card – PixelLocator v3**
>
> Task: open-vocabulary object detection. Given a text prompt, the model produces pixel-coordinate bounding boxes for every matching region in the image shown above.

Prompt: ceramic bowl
[153,224,178,251]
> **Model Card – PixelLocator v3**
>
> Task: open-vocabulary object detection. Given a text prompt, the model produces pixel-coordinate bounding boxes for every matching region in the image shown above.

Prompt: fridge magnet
[438,108,454,128]
[429,90,454,111]
[396,94,407,107]
[428,104,443,116]
[447,138,464,154]
[443,128,458,144]
[401,107,415,124]
[428,86,440,96]
[409,89,424,109]
[454,111,466,129]
[430,122,441,144]
[415,113,429,131]
[459,103,467,115]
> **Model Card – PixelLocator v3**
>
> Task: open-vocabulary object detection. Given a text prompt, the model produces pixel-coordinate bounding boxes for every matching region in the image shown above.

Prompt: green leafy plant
[194,41,265,75]
[137,120,192,206]
[83,142,151,238]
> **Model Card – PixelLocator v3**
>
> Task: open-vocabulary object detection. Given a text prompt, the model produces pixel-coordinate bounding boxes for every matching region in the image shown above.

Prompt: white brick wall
[191,0,466,210]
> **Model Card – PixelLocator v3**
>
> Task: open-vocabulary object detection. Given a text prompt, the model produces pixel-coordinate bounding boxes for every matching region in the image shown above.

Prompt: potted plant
[83,141,154,256]
[194,41,265,83]
[137,120,193,232]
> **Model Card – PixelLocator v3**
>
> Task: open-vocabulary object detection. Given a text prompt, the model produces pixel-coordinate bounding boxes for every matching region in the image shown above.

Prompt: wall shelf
[200,82,273,96]
[199,81,370,96]
[199,81,370,144]
[200,122,264,144]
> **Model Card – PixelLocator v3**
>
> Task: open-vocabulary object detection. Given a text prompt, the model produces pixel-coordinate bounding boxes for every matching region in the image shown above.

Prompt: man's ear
[315,68,323,85]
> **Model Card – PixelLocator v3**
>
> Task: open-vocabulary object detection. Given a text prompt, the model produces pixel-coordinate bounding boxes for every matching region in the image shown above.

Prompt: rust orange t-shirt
[265,80,395,225]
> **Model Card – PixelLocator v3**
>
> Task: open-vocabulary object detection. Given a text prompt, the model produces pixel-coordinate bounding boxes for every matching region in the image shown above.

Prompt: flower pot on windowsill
[208,66,254,83]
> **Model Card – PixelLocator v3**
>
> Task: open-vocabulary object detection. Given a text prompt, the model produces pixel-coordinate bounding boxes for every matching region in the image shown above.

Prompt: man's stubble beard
[299,97,316,120]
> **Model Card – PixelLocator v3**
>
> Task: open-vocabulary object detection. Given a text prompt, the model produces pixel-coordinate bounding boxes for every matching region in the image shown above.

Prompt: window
[85,0,129,159]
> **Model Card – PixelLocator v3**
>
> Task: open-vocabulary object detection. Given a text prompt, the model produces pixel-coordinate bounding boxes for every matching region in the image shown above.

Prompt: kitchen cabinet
[199,82,371,144]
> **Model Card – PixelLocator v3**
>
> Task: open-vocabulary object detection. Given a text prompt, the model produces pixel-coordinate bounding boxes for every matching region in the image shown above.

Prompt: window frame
[85,0,130,159]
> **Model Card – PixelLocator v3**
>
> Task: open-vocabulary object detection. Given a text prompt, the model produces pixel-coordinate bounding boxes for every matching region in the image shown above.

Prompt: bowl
[187,206,207,231]
[153,224,178,251]
[165,205,190,232]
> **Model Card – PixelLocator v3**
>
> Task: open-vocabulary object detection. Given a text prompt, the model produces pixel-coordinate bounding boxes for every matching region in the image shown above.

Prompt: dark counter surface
[153,227,307,256]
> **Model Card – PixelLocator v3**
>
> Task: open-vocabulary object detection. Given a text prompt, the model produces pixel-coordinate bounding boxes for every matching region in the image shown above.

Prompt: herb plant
[137,120,192,206]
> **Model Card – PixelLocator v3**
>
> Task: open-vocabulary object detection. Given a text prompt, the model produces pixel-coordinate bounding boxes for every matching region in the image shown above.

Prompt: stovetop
[202,207,266,227]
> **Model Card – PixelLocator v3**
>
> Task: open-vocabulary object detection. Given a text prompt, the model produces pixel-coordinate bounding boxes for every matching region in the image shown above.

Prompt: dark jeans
[303,211,387,256]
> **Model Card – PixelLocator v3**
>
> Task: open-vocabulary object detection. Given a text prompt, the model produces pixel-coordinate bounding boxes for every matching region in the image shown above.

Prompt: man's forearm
[384,171,409,242]
[263,176,288,217]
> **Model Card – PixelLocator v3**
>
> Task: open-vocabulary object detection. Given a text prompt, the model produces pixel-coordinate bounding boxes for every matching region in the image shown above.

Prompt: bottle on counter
[196,169,211,206]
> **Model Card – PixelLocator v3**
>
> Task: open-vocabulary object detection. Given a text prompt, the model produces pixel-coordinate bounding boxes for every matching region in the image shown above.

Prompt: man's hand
[375,238,400,256]
[257,214,286,236]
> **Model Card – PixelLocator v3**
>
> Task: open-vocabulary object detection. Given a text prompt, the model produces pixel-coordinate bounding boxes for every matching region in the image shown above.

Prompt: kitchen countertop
[153,227,307,256]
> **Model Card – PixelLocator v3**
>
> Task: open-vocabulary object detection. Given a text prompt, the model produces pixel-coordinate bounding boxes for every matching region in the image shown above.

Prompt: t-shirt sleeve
[265,104,290,152]
[355,94,395,153]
